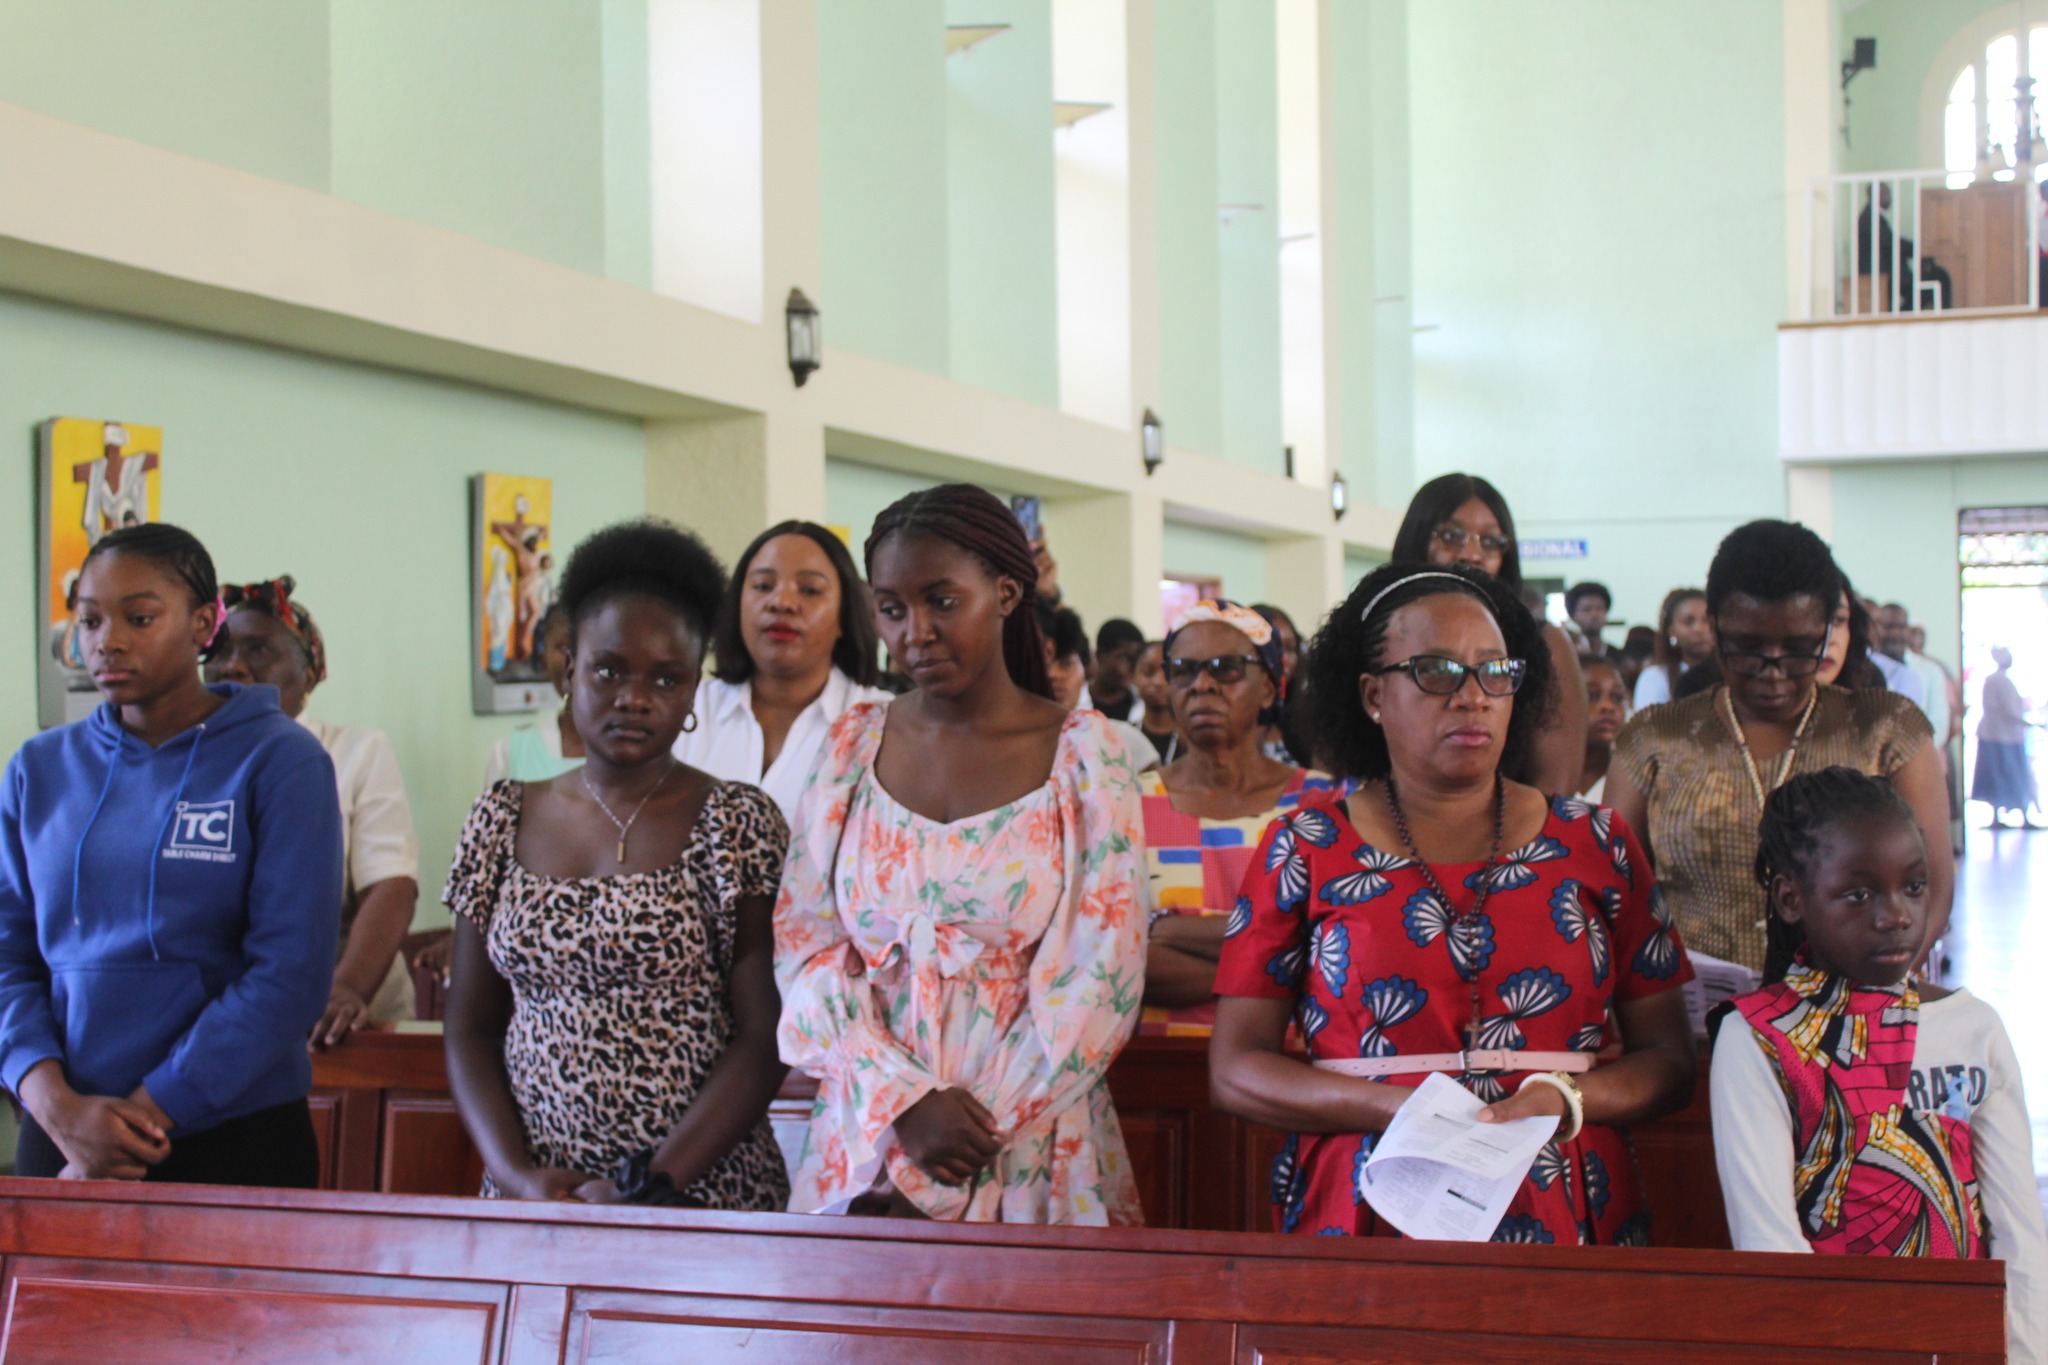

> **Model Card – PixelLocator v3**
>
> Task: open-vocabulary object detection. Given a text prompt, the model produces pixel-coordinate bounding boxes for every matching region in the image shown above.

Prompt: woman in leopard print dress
[445,520,791,1212]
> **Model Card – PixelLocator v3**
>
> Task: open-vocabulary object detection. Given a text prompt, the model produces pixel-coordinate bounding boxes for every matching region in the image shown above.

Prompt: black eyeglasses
[1165,655,1263,688]
[1431,526,1512,555]
[1373,655,1527,696]
[1719,643,1829,678]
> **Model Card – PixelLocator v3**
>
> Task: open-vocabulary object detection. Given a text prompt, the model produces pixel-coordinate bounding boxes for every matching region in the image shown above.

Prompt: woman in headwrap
[1138,600,1336,1033]
[207,576,420,1043]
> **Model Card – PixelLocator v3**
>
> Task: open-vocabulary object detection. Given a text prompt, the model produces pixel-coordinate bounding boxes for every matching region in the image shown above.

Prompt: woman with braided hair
[775,483,1147,1224]
[207,576,421,1041]
[1712,767,2044,1363]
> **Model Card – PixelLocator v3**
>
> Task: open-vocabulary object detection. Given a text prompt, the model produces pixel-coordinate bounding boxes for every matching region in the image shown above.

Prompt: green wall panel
[0,0,333,190]
[1408,0,1786,637]
[1162,521,1266,603]
[819,0,952,376]
[330,0,615,276]
[1154,0,1224,458]
[945,0,1059,406]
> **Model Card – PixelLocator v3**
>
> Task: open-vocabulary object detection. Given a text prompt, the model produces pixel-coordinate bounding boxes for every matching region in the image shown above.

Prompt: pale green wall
[0,291,648,921]
[1215,0,1284,475]
[0,1,652,284]
[1828,454,2048,672]
[1154,0,1225,458]
[330,0,618,278]
[945,0,1059,406]
[1343,551,1384,597]
[1161,522,1267,602]
[819,0,951,376]
[1840,0,2007,174]
[1408,0,1786,637]
[0,0,333,189]
[602,0,655,290]
[825,460,935,567]
[1324,0,1413,506]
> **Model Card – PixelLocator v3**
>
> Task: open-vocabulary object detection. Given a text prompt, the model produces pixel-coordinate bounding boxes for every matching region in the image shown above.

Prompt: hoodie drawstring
[143,723,209,962]
[70,732,126,931]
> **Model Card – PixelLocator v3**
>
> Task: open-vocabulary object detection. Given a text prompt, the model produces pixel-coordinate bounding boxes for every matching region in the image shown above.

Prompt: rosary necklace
[583,758,677,863]
[1385,773,1507,1050]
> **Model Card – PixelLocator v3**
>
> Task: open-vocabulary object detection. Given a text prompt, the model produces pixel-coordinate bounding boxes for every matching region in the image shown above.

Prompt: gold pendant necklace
[583,758,676,863]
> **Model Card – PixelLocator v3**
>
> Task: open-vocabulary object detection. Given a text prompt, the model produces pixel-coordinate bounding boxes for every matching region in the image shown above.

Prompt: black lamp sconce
[1141,408,1164,475]
[786,288,821,387]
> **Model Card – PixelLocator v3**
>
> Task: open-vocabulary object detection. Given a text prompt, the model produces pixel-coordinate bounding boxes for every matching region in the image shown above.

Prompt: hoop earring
[681,711,699,734]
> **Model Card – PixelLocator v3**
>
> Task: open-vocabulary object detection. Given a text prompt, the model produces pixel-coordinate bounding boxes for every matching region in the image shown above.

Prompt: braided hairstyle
[80,523,223,660]
[1295,562,1555,782]
[865,484,1052,699]
[1753,766,1921,983]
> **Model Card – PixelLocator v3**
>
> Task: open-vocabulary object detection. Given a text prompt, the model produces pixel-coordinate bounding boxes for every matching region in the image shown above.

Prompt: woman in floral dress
[776,485,1147,1225]
[1211,564,1697,1244]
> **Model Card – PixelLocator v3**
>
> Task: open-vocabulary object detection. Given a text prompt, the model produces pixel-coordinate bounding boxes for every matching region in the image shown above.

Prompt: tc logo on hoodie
[163,800,237,863]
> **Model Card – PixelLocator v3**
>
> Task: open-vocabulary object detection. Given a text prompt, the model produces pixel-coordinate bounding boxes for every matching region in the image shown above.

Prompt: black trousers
[15,1097,320,1189]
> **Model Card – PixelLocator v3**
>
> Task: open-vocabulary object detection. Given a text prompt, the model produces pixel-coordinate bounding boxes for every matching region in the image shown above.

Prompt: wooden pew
[0,1179,2005,1363]
[313,1028,1730,1246]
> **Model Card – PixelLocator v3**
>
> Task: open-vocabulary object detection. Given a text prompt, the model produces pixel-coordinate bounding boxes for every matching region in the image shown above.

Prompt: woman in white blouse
[677,522,888,819]
[206,577,419,1043]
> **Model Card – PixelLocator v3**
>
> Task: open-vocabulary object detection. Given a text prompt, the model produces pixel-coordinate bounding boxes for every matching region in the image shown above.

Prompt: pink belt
[1313,1050,1593,1078]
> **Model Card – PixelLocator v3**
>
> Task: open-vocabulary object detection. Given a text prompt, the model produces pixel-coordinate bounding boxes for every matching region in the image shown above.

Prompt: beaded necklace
[1718,684,1819,811]
[1384,773,1507,1050]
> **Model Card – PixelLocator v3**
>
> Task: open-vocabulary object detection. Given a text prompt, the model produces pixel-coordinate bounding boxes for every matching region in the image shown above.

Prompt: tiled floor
[1944,824,2048,1219]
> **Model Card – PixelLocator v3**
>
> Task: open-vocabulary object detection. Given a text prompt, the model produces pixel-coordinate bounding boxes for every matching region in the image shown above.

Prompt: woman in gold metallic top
[1604,521,1946,976]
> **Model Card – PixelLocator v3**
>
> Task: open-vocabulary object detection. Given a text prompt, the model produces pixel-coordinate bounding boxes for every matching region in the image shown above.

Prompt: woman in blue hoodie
[0,523,344,1187]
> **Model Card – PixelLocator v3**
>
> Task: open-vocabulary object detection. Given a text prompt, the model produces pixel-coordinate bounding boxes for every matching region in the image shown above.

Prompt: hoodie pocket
[50,961,210,1098]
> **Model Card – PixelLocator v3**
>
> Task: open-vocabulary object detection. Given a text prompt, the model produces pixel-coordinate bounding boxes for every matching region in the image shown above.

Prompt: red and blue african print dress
[1213,793,1694,1245]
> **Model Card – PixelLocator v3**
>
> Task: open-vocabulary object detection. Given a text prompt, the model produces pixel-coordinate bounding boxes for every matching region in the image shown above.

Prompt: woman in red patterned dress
[1210,565,1697,1244]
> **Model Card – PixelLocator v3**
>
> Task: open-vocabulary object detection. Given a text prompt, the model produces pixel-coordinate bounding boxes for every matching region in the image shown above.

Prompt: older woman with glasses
[1138,602,1336,1035]
[1210,564,1696,1243]
[1605,521,1948,979]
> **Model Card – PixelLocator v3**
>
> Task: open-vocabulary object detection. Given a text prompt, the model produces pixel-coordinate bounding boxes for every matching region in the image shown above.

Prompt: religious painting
[471,473,557,714]
[37,418,162,729]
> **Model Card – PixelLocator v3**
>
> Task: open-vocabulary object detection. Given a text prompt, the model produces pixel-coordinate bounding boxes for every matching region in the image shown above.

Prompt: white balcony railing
[1799,169,2042,321]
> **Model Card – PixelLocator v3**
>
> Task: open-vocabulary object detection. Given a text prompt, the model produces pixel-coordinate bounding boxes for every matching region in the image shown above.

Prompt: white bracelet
[1517,1071,1584,1143]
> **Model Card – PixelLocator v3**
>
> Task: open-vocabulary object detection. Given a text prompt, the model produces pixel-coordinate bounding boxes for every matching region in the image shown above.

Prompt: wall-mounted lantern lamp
[1331,470,1349,521]
[1141,408,1164,475]
[786,288,821,387]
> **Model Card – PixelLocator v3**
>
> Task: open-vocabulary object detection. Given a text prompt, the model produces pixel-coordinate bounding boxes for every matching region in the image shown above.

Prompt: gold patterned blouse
[1612,685,1931,973]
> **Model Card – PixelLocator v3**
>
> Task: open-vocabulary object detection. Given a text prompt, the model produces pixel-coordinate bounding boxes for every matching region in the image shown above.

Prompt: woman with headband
[1138,600,1336,1035]
[775,484,1146,1225]
[207,576,421,1044]
[1209,563,1696,1243]
[0,525,343,1188]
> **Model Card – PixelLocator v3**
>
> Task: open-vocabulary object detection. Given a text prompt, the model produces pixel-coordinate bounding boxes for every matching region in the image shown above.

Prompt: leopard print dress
[445,780,791,1211]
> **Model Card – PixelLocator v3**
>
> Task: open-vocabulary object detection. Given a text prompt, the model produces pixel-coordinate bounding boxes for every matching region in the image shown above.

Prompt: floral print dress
[1213,794,1693,1245]
[775,702,1148,1224]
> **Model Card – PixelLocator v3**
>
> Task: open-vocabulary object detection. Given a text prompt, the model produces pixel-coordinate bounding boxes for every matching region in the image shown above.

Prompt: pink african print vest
[1734,961,1984,1259]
